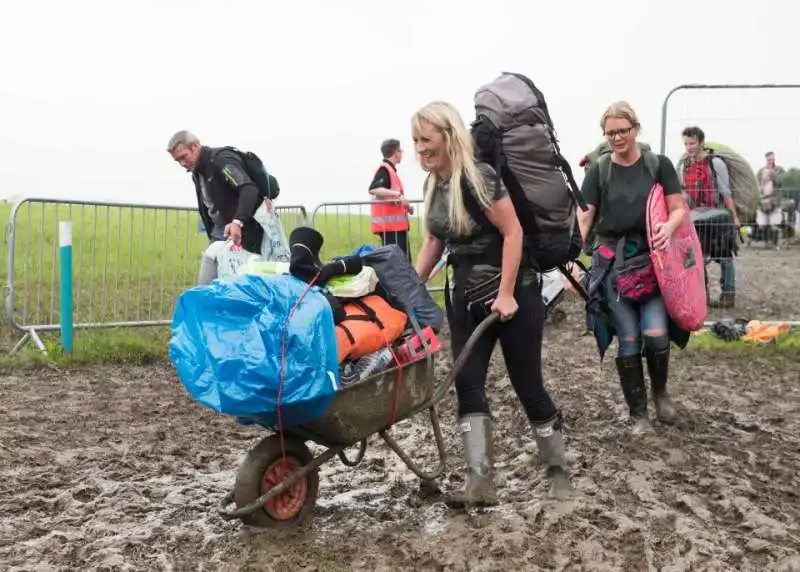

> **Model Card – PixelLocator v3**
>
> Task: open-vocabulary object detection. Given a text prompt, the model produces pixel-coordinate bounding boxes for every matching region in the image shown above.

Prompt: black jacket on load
[192,146,263,254]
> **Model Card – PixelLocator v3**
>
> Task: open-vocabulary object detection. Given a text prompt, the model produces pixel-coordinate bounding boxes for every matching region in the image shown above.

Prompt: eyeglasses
[604,126,634,139]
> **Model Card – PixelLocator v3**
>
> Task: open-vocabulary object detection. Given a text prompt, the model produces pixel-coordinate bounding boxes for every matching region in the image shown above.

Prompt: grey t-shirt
[425,163,533,289]
[425,163,507,256]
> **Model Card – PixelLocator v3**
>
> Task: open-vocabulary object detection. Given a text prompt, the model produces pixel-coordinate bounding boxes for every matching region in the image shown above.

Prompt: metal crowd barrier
[3,197,307,352]
[689,202,800,326]
[4,195,797,354]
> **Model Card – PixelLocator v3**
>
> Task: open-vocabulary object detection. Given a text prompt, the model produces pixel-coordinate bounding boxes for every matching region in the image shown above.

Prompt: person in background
[795,197,800,238]
[579,101,689,435]
[755,151,786,250]
[369,138,413,260]
[413,101,571,504]
[167,130,267,285]
[680,126,738,309]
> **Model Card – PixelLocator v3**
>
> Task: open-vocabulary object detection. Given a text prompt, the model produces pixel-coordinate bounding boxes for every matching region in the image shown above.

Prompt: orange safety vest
[370,162,409,233]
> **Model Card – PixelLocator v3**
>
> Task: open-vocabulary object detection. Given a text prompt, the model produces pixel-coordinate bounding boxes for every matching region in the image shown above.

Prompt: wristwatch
[232,219,244,228]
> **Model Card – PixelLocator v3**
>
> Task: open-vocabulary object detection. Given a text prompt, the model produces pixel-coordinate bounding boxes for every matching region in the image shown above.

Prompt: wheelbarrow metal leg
[337,439,368,467]
[379,405,447,481]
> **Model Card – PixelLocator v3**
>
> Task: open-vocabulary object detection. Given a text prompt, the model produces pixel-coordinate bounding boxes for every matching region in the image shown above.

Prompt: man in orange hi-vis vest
[369,138,413,260]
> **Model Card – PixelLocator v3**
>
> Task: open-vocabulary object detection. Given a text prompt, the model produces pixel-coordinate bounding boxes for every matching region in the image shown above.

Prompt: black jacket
[192,146,263,254]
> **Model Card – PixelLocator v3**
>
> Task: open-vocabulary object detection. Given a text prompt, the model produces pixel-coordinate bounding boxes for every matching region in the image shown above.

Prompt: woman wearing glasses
[578,101,690,435]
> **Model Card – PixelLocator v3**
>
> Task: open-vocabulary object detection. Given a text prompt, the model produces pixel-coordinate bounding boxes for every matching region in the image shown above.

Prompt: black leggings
[447,279,557,424]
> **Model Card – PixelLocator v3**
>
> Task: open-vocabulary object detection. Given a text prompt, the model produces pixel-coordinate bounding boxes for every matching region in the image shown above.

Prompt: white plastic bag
[253,199,290,262]
[326,266,379,298]
[215,242,262,279]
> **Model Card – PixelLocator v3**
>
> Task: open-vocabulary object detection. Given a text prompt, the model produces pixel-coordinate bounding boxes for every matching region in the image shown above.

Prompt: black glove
[711,318,748,342]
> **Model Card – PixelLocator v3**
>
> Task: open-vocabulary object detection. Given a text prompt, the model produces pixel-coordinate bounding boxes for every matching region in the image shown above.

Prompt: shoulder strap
[706,153,718,180]
[209,145,239,164]
[210,146,275,200]
[597,154,612,196]
[642,150,659,182]
[460,174,494,231]
[704,153,726,207]
[350,298,384,329]
[207,146,242,178]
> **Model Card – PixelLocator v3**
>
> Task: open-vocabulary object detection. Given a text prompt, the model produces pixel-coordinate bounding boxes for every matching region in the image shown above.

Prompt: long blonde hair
[412,101,493,236]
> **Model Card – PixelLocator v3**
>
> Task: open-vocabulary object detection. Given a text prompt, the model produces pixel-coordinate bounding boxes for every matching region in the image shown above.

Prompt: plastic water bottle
[352,347,394,381]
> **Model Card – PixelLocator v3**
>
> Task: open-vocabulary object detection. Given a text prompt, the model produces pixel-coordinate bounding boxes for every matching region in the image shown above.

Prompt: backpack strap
[208,146,240,171]
[459,171,495,230]
[454,176,510,268]
[207,146,250,190]
[704,152,724,208]
[350,299,384,329]
[598,153,613,197]
[336,298,386,345]
[642,150,659,181]
[209,146,275,201]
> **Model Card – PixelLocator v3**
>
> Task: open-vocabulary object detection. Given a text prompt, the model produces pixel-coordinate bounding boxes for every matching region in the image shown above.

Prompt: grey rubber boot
[645,348,677,424]
[615,355,652,435]
[445,413,498,509]
[532,411,571,499]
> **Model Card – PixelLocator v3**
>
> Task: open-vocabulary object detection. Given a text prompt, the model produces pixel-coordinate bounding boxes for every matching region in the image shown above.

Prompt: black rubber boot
[615,355,652,434]
[531,411,571,499]
[446,413,498,509]
[645,348,677,424]
[720,293,735,308]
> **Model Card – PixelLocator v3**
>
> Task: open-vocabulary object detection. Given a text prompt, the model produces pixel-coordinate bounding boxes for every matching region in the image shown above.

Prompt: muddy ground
[2,247,799,571]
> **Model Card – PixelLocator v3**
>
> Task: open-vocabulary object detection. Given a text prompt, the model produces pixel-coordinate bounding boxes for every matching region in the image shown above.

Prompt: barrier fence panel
[3,198,307,352]
[660,84,800,326]
[309,199,446,293]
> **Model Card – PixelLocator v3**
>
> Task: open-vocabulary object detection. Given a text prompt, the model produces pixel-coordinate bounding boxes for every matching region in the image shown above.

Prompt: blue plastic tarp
[168,273,340,428]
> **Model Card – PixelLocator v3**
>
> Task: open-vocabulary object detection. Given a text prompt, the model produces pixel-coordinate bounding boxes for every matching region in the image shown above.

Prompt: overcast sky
[1,0,797,208]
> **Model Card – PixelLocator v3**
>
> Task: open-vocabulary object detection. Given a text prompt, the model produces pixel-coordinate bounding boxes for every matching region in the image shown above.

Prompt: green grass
[687,329,800,354]
[0,327,171,371]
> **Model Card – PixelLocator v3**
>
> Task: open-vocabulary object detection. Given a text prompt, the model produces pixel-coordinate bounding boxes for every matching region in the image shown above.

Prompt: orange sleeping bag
[335,295,408,363]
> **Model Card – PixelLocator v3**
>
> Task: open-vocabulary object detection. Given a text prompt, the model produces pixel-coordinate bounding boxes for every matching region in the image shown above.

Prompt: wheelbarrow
[217,313,499,528]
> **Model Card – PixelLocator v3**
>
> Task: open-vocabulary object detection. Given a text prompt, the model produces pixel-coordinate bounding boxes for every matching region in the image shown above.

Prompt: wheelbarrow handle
[430,312,499,405]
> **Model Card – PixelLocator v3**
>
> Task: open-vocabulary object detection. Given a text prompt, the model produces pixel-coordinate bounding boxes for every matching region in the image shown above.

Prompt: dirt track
[2,247,800,571]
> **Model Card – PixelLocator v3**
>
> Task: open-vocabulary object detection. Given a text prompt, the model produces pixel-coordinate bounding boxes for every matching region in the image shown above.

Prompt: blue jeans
[706,258,735,295]
[606,278,670,358]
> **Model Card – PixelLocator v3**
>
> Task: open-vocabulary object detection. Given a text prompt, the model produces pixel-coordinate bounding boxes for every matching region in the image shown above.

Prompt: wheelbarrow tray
[219,315,499,527]
[290,358,433,448]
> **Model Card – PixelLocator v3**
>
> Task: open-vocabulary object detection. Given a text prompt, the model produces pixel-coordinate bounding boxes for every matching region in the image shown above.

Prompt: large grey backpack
[466,72,588,273]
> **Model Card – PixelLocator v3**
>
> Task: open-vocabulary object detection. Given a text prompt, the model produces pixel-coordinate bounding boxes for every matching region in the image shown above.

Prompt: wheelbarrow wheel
[233,435,318,528]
